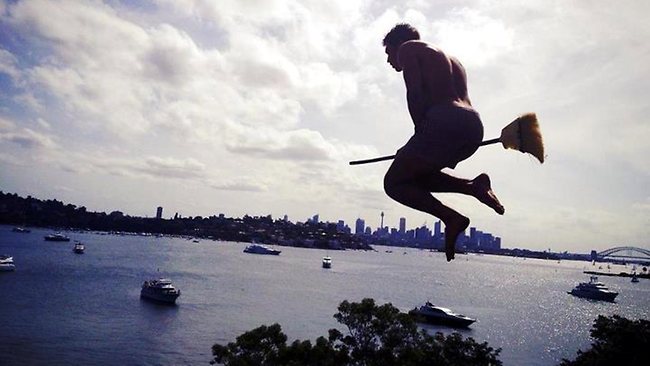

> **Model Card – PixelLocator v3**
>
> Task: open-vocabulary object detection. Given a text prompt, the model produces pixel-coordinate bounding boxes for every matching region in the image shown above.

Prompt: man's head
[383,23,420,72]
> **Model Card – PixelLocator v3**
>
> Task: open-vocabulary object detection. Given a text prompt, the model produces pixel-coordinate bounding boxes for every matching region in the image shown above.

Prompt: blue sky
[1,0,648,252]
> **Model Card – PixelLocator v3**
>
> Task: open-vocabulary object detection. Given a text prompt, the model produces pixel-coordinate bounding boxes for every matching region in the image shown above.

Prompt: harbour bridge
[593,246,650,262]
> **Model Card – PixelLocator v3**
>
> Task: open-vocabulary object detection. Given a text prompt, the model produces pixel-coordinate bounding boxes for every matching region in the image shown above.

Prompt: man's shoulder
[398,40,427,51]
[399,41,443,58]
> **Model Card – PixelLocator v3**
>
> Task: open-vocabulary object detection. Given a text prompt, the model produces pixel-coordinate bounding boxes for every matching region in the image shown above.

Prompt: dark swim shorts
[397,104,484,169]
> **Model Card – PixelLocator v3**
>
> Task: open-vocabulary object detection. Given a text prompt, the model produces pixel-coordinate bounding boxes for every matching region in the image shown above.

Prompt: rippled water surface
[1,225,648,365]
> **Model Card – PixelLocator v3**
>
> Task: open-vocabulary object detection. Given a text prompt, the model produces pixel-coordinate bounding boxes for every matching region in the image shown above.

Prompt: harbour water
[1,225,648,365]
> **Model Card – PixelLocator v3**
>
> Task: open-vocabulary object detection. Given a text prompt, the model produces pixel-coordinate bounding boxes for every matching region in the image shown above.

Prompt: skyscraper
[355,218,365,235]
[434,220,441,238]
[156,206,163,219]
[399,217,406,234]
[337,220,345,232]
[380,211,384,229]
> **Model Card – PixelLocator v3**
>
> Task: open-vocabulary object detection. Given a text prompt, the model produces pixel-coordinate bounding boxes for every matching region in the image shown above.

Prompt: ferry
[243,244,281,255]
[568,276,618,302]
[140,278,181,304]
[44,233,71,242]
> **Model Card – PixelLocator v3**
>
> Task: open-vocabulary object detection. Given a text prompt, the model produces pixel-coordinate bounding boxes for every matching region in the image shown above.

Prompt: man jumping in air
[382,23,504,261]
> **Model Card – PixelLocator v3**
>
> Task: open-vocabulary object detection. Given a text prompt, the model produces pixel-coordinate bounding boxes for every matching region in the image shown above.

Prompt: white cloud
[210,179,268,192]
[0,48,19,80]
[36,118,50,129]
[0,118,57,150]
[430,7,514,67]
[224,127,334,161]
[0,128,57,149]
[0,116,15,130]
[83,155,206,180]
[140,156,206,179]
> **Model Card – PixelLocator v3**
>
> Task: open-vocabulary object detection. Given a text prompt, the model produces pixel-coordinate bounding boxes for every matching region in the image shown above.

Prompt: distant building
[156,206,163,219]
[311,214,319,223]
[415,225,431,242]
[434,220,441,238]
[355,218,365,235]
[476,232,498,250]
[337,220,346,232]
[399,217,406,234]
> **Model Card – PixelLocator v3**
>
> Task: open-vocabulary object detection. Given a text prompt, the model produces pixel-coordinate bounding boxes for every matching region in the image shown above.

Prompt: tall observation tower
[380,211,384,229]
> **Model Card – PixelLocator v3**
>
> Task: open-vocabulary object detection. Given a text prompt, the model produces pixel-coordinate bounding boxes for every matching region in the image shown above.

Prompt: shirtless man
[382,23,504,261]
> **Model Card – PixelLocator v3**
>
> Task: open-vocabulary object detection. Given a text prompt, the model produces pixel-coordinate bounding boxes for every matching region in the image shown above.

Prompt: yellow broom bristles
[500,113,545,163]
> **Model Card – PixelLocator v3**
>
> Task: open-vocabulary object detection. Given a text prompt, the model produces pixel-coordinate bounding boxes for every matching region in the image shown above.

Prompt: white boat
[12,227,30,233]
[44,233,71,242]
[73,242,85,254]
[408,301,476,328]
[322,256,332,269]
[568,276,618,302]
[243,244,281,255]
[0,255,16,272]
[140,278,181,304]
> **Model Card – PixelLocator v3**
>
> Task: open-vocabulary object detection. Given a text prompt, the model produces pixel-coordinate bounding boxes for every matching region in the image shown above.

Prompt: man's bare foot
[471,173,505,215]
[444,215,470,262]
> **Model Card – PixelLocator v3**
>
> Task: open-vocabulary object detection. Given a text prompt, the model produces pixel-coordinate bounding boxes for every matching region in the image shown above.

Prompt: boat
[44,233,71,242]
[140,278,181,304]
[568,276,618,302]
[73,242,85,254]
[322,256,332,269]
[243,243,281,255]
[408,301,476,328]
[12,227,31,233]
[0,255,16,272]
[631,274,639,283]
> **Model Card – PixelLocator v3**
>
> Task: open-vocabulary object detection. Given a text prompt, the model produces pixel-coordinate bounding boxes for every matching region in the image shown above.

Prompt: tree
[211,298,501,366]
[560,315,650,366]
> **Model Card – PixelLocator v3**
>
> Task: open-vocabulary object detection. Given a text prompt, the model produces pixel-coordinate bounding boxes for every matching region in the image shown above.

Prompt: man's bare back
[381,24,504,261]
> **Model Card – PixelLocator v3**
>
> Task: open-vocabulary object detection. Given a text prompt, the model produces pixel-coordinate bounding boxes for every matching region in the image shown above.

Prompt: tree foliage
[560,315,650,366]
[211,298,501,366]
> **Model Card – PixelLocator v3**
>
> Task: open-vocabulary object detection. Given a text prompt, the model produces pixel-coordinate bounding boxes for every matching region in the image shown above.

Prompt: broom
[349,113,544,165]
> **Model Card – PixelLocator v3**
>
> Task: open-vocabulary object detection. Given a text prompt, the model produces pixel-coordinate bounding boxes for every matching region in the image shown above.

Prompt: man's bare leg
[384,156,470,261]
[444,214,469,262]
[469,173,504,215]
[416,172,505,215]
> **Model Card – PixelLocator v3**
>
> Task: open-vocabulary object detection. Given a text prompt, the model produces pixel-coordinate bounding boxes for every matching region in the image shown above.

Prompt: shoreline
[583,270,648,279]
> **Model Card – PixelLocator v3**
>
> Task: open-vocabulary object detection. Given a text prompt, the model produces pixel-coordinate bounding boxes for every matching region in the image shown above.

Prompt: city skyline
[153,203,504,250]
[1,1,648,253]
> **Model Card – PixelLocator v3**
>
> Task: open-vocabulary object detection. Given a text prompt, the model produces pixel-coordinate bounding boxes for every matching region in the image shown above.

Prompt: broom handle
[349,155,396,165]
[349,137,502,165]
[479,137,501,146]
